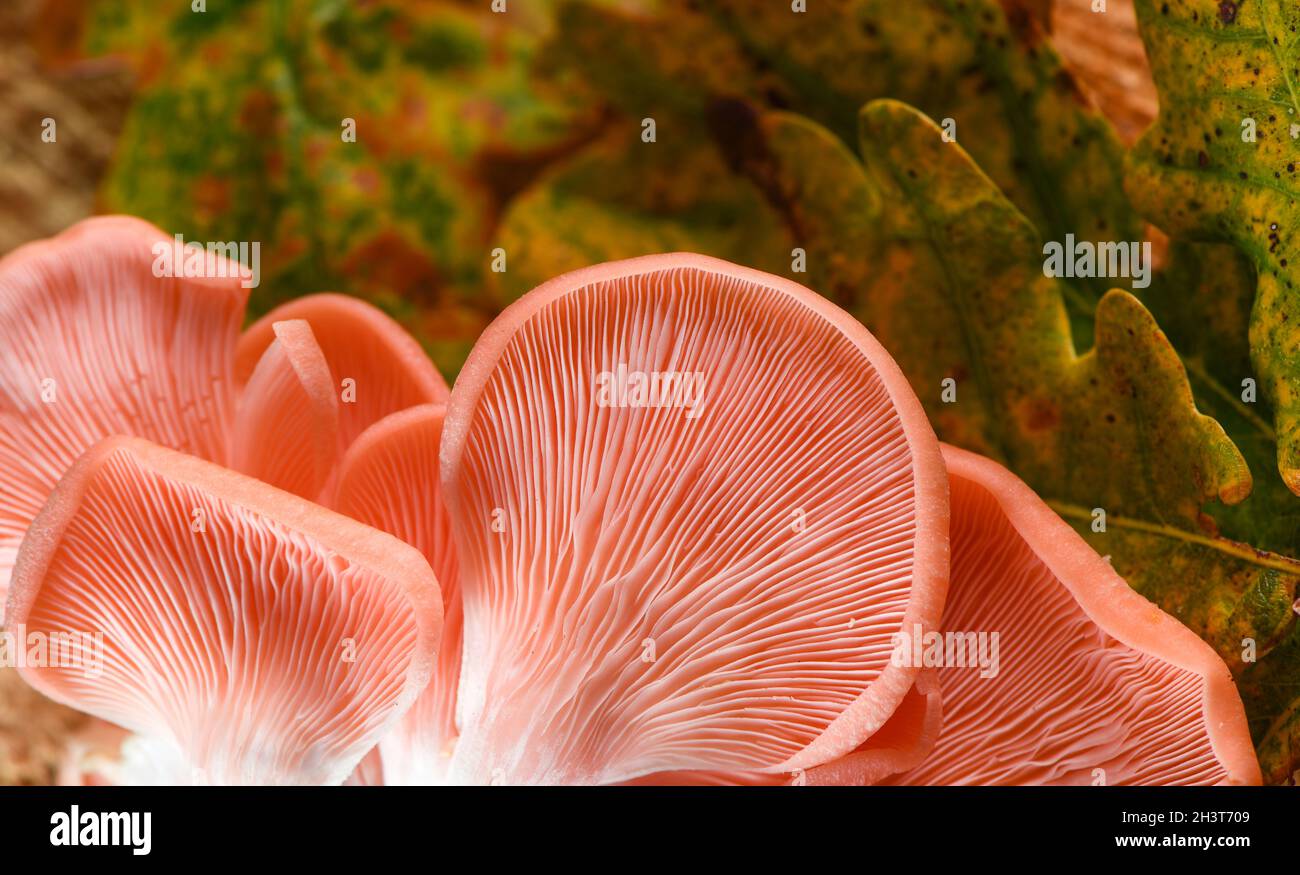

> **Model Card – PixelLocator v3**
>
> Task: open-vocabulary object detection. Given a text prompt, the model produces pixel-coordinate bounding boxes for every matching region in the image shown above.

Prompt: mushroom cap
[7,436,443,785]
[799,667,943,785]
[440,252,949,784]
[880,444,1261,785]
[235,293,449,454]
[327,404,461,784]
[625,669,942,786]
[232,319,340,499]
[0,223,452,618]
[0,216,247,614]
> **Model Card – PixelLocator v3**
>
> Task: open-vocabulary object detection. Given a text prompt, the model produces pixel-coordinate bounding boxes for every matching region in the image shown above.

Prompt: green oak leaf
[862,98,1298,782]
[1146,241,1300,556]
[878,99,1300,783]
[546,0,1142,345]
[853,101,1250,508]
[725,96,1300,782]
[1126,0,1300,499]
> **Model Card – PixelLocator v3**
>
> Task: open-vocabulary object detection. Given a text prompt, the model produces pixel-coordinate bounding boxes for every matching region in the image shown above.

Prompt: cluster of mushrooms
[0,216,1259,785]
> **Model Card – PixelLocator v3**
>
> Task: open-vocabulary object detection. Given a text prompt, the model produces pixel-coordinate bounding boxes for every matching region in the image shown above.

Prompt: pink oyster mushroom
[877,444,1260,786]
[359,253,1256,785]
[2,230,1262,785]
[0,216,449,618]
[329,252,955,783]
[8,437,441,784]
[643,444,1261,786]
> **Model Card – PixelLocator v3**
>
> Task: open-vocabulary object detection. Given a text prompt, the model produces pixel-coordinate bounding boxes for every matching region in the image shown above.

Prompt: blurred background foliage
[17,0,643,376]
[5,0,1155,376]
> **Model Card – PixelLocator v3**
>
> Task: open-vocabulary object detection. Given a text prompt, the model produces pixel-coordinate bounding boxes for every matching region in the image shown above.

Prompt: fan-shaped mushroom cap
[233,320,340,499]
[440,253,949,784]
[327,404,461,784]
[7,436,442,785]
[235,294,449,453]
[0,216,247,613]
[880,444,1261,786]
[625,670,942,786]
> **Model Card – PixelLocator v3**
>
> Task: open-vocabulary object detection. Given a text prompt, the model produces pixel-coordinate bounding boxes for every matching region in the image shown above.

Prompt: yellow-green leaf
[1126,0,1300,498]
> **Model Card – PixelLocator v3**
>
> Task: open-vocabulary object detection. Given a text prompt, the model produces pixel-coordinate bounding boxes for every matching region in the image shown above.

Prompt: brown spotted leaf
[1145,241,1300,552]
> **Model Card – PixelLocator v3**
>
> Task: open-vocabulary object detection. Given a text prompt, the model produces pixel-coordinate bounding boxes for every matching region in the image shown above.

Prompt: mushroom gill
[439,253,949,784]
[328,405,461,784]
[6,437,443,785]
[0,219,452,623]
[0,217,247,611]
[878,445,1261,785]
